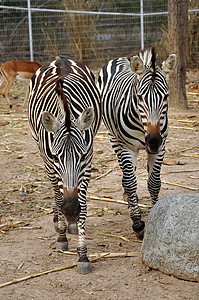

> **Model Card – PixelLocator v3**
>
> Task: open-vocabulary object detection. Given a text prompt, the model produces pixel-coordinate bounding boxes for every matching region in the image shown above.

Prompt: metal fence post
[140,0,144,50]
[27,0,34,61]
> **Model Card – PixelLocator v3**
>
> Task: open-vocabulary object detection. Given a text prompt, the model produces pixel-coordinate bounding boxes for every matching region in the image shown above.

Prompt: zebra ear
[76,107,94,131]
[41,111,61,133]
[162,54,177,74]
[130,56,145,75]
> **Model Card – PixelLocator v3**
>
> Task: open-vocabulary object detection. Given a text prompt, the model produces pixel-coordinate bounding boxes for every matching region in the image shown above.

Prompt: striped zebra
[28,59,101,273]
[97,47,177,239]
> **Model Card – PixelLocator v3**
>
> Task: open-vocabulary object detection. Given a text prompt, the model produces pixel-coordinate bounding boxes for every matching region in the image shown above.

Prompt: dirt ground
[0,70,199,300]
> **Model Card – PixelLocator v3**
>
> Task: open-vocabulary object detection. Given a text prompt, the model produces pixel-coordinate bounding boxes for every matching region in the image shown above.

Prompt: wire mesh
[0,0,198,68]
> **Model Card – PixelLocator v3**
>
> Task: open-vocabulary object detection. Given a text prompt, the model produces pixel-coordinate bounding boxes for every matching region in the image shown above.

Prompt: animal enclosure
[0,1,198,67]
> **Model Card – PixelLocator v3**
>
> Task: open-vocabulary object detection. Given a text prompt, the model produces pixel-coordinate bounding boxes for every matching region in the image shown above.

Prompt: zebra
[28,59,101,274]
[97,47,177,239]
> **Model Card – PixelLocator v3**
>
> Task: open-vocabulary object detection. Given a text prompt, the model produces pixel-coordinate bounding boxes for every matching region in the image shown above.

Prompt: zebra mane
[127,47,157,78]
[139,47,156,73]
[55,78,71,131]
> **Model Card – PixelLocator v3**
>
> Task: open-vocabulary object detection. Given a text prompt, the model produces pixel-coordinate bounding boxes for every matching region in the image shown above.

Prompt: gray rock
[141,193,199,281]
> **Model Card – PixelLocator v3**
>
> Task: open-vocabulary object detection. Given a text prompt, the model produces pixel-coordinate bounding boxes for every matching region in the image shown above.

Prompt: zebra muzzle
[61,187,81,224]
[145,133,163,154]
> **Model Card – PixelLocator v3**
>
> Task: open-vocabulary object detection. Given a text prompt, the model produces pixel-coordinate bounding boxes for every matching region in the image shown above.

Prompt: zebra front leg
[120,148,145,239]
[147,148,165,205]
[52,188,68,250]
[77,214,90,274]
[77,178,91,274]
[46,168,68,251]
[54,206,68,251]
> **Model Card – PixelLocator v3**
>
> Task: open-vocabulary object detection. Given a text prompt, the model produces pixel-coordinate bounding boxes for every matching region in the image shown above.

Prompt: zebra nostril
[145,134,162,153]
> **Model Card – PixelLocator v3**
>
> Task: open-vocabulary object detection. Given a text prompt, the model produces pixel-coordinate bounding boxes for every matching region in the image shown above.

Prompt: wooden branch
[89,251,139,258]
[0,263,77,288]
[98,233,130,242]
[161,169,199,175]
[177,146,198,153]
[59,250,140,259]
[95,169,113,181]
[161,180,199,191]
[180,153,199,158]
[164,295,177,300]
[0,251,137,288]
[86,195,152,208]
[169,125,195,130]
[0,221,25,231]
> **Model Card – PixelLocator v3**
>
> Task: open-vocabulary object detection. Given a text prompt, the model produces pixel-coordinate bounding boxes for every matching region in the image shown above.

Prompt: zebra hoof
[77,261,91,274]
[56,241,68,251]
[56,238,68,251]
[132,220,145,240]
[135,228,145,240]
[68,224,78,235]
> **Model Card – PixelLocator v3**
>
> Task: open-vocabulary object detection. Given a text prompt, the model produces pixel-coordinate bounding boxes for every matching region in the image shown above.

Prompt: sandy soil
[0,70,199,300]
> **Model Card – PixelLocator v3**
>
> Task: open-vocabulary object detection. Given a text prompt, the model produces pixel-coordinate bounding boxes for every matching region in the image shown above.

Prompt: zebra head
[41,106,94,224]
[130,48,177,154]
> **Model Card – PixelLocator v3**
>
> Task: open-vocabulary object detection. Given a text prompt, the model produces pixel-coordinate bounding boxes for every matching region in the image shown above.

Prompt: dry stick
[187,91,199,95]
[58,250,77,255]
[95,169,113,181]
[177,146,198,152]
[89,251,139,258]
[59,250,139,259]
[164,295,177,300]
[141,176,199,191]
[0,253,118,289]
[180,153,199,158]
[161,180,199,191]
[16,226,42,230]
[86,195,152,209]
[161,169,199,175]
[169,125,195,130]
[0,221,25,231]
[0,115,28,119]
[98,233,130,242]
[0,263,77,288]
[169,118,195,122]
[190,175,199,179]
[188,99,199,102]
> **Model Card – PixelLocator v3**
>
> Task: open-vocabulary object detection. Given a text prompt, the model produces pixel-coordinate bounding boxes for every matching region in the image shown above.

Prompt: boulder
[141,193,199,281]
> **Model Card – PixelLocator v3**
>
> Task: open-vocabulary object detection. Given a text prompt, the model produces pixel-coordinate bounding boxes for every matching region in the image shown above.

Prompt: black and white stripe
[98,48,176,237]
[28,59,101,273]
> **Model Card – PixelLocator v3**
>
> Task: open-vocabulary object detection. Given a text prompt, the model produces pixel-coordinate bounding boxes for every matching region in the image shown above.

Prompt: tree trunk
[168,0,188,108]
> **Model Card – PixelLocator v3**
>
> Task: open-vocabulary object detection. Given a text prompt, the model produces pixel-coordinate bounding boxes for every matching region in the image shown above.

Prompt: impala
[0,60,42,108]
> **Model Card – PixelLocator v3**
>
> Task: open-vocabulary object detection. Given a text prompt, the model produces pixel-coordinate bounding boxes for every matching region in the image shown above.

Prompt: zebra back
[29,59,101,143]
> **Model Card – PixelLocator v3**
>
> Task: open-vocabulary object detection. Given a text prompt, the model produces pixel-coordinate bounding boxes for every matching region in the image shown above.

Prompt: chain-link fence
[0,0,198,68]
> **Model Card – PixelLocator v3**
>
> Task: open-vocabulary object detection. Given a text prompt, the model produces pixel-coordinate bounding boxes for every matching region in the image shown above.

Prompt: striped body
[28,59,101,272]
[98,48,177,237]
